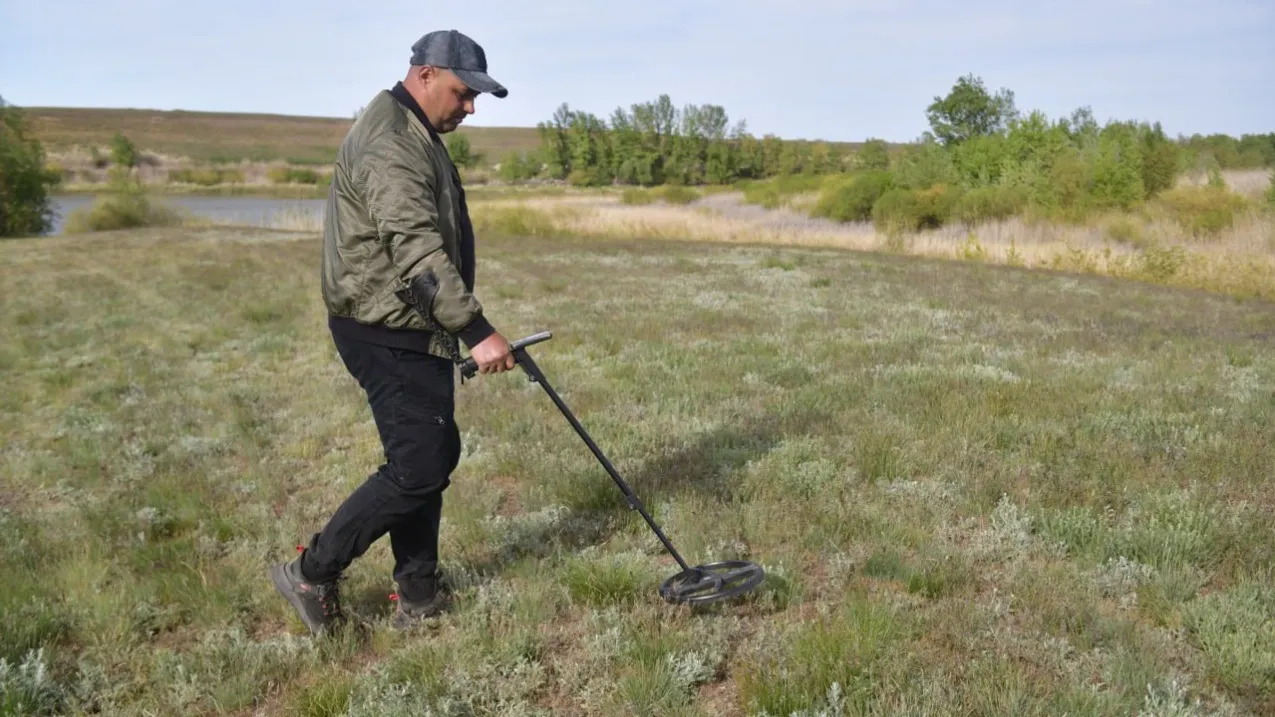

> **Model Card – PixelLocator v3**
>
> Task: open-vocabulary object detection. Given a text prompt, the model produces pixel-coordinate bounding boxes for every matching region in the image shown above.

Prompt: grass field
[3,226,1274,716]
[25,107,543,165]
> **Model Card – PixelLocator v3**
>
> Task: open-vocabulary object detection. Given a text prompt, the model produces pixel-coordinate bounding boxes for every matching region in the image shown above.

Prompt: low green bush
[741,182,783,209]
[812,171,895,223]
[620,188,655,205]
[1156,185,1250,238]
[64,172,186,233]
[168,167,246,186]
[952,185,1026,226]
[872,184,961,234]
[657,185,700,205]
[266,166,320,185]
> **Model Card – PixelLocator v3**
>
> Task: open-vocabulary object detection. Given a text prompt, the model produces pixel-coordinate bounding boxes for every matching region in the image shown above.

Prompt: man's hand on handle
[469,332,515,374]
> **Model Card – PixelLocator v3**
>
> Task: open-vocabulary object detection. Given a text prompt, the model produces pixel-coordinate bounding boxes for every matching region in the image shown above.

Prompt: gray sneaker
[269,557,345,636]
[390,575,451,630]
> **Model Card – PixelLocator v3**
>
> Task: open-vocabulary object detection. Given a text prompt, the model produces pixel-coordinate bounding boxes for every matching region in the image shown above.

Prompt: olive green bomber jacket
[320,83,494,362]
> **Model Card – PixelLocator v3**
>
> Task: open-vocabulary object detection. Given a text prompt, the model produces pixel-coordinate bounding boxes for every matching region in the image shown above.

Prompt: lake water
[48,195,327,235]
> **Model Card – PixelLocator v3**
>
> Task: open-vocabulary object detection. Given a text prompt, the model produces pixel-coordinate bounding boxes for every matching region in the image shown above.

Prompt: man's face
[420,67,478,133]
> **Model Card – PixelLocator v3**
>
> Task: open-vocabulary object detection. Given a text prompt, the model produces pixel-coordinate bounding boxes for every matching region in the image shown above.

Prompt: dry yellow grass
[1176,168,1272,199]
[469,193,1275,301]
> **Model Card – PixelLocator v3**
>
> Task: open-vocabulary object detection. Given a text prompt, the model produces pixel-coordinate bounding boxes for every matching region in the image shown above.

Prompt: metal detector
[461,331,765,606]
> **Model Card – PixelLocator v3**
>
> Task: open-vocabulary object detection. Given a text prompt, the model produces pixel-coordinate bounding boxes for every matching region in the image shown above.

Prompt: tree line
[496,76,1274,188]
[498,97,859,185]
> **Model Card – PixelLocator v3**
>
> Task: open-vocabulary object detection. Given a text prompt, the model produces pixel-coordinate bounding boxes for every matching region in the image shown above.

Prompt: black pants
[300,330,461,601]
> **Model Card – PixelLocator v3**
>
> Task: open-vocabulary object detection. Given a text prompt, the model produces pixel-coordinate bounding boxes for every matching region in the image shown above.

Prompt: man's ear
[416,65,439,86]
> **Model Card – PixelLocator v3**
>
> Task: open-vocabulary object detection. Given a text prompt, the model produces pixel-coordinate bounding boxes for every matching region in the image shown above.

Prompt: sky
[2,0,1272,143]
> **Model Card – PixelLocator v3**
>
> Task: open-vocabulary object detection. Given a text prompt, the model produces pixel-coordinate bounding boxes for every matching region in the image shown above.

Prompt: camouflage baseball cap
[410,30,508,98]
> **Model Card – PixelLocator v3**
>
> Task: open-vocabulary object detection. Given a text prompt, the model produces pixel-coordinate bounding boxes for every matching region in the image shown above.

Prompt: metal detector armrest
[459,331,553,379]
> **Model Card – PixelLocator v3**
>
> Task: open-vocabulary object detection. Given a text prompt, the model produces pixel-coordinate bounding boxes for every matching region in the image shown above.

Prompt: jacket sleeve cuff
[457,315,496,349]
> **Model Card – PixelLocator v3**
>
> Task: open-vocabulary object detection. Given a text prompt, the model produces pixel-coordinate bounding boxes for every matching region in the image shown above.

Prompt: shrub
[739,174,825,208]
[1157,186,1250,238]
[64,170,185,233]
[1103,216,1146,247]
[168,167,245,186]
[620,188,655,205]
[913,183,961,227]
[872,189,921,235]
[812,171,895,222]
[266,166,320,185]
[952,185,1026,226]
[111,133,138,168]
[446,133,481,169]
[658,185,700,205]
[872,184,960,234]
[741,182,783,209]
[893,139,958,190]
[770,173,827,195]
[567,167,606,187]
[499,151,540,182]
[0,104,61,237]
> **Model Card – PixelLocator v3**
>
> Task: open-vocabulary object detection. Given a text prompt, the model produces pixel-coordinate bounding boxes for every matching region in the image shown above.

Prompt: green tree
[893,136,957,190]
[446,133,481,169]
[704,139,736,185]
[1137,121,1180,198]
[949,134,1008,187]
[733,132,765,180]
[1,103,60,237]
[111,132,138,169]
[776,141,810,175]
[926,74,1019,147]
[855,138,891,171]
[537,103,573,179]
[999,110,1073,212]
[1087,125,1145,210]
[566,110,608,185]
[499,150,539,181]
[760,134,784,177]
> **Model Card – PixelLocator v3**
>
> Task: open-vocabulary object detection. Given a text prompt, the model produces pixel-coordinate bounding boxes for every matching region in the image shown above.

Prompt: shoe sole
[270,564,325,636]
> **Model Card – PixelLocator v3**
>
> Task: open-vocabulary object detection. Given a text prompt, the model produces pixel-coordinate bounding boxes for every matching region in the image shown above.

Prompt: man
[270,29,515,635]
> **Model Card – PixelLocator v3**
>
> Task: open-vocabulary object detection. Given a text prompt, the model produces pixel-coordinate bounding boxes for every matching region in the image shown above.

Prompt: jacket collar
[390,81,442,143]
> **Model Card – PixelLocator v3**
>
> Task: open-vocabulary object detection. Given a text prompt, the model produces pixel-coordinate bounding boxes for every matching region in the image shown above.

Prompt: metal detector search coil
[461,331,765,606]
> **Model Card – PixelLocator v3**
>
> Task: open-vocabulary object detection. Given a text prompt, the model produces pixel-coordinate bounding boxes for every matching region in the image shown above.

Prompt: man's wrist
[457,315,496,349]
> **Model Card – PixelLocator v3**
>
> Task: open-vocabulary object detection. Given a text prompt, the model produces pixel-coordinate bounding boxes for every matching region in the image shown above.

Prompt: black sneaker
[269,557,345,636]
[390,574,451,629]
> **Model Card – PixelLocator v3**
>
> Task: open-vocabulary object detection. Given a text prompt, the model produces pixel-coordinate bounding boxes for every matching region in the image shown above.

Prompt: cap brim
[452,68,508,98]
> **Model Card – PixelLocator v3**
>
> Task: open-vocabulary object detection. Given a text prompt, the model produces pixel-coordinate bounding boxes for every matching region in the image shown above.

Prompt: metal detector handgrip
[460,330,553,379]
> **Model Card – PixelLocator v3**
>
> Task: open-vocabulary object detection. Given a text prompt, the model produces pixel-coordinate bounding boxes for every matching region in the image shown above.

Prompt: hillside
[25,106,879,167]
[24,106,545,165]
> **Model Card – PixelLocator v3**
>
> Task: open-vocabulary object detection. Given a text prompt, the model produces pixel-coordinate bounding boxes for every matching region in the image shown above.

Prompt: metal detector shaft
[461,333,693,573]
[515,352,694,573]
